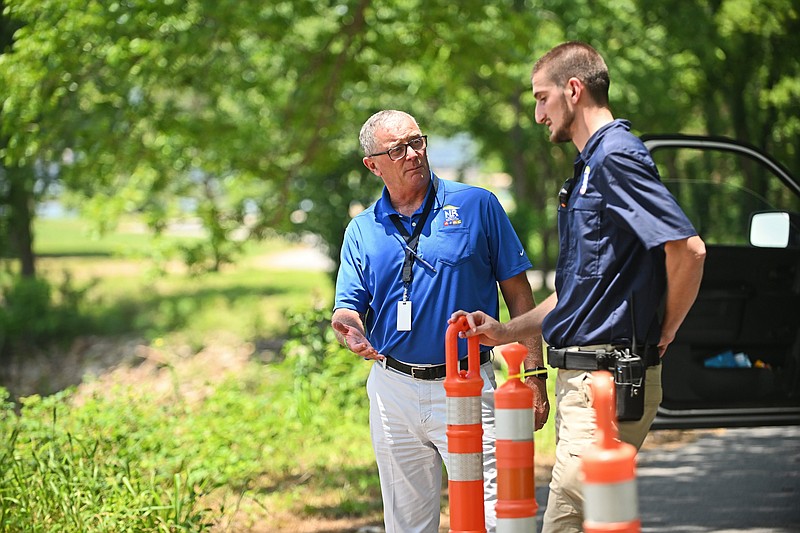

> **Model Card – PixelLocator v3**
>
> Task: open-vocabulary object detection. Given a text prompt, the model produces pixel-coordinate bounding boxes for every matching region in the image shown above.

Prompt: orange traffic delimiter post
[495,343,537,533]
[582,371,640,533]
[444,316,486,533]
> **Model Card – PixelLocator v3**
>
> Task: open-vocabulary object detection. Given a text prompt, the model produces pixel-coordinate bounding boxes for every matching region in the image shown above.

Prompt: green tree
[1,0,798,279]
[637,0,800,202]
[1,0,391,273]
[0,0,38,278]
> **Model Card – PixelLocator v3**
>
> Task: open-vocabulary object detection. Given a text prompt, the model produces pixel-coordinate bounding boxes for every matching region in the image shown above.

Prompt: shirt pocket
[564,197,603,279]
[434,226,473,267]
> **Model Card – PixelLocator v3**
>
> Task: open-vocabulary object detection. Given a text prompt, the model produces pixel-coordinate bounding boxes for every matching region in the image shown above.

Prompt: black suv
[642,135,800,429]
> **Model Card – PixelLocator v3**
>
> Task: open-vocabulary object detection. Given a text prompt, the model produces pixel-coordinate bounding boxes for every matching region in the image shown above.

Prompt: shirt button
[412,222,417,227]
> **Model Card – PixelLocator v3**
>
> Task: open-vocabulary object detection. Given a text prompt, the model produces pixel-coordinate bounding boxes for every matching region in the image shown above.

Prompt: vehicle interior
[660,245,800,420]
[647,138,800,427]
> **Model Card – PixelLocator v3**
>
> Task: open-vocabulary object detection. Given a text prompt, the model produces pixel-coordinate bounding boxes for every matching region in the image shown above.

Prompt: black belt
[547,345,660,371]
[384,351,492,380]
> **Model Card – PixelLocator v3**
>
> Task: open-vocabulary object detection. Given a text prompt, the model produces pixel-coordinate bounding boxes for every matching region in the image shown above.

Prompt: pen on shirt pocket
[403,244,437,273]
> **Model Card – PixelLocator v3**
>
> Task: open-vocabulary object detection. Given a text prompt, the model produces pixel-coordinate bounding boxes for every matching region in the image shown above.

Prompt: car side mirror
[749,211,800,248]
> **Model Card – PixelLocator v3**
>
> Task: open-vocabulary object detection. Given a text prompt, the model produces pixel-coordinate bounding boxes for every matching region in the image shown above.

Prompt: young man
[332,109,550,532]
[452,42,706,532]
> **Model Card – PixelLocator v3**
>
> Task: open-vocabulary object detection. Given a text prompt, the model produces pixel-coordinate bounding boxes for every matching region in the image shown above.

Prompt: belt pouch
[546,347,566,368]
[614,352,645,421]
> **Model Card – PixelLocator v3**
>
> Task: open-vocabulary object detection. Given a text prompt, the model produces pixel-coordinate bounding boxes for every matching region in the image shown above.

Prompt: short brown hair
[532,41,610,107]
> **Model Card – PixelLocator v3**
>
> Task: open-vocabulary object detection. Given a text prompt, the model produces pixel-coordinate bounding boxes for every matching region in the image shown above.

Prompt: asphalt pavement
[535,425,800,532]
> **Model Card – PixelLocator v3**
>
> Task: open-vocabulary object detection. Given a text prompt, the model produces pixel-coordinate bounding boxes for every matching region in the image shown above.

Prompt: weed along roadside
[0,223,562,532]
[0,226,359,531]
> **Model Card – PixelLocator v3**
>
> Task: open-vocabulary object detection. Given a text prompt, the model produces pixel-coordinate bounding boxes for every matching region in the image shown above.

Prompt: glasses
[368,135,427,161]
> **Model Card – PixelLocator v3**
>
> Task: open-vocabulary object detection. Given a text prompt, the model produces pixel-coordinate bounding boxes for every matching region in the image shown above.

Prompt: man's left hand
[525,376,550,431]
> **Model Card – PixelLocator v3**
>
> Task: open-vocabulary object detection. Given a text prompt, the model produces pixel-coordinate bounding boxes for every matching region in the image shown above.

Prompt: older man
[332,109,549,532]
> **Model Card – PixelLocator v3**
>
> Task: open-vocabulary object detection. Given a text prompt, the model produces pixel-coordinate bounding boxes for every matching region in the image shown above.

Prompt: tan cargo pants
[542,364,663,533]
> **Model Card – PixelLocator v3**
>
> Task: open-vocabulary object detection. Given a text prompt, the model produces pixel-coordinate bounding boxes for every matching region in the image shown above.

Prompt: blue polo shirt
[334,173,532,364]
[542,119,698,348]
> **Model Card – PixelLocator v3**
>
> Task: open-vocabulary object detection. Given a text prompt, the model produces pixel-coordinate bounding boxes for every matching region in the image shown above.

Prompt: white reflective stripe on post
[495,408,533,440]
[583,479,639,523]
[497,516,537,533]
[448,452,483,481]
[446,396,482,425]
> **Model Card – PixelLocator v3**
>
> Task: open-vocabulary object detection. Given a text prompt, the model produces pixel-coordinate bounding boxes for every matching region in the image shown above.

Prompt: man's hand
[332,320,384,361]
[525,376,550,431]
[448,310,510,346]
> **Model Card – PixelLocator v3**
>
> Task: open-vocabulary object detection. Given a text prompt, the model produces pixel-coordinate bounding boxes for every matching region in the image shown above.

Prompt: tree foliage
[0,0,798,275]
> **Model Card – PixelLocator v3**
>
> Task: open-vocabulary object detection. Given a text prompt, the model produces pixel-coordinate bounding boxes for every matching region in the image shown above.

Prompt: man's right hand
[448,310,510,346]
[332,320,384,361]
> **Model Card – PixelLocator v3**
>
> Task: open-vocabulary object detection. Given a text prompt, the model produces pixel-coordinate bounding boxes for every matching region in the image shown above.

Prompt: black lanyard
[389,177,438,286]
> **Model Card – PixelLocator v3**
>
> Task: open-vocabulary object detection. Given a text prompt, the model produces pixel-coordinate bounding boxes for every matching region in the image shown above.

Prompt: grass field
[0,216,556,532]
[32,217,332,342]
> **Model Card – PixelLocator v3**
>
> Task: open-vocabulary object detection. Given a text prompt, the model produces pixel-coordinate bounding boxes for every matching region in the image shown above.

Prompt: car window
[650,147,800,245]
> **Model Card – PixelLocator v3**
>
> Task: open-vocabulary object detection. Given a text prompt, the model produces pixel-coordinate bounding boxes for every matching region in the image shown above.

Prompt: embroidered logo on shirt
[580,165,590,195]
[443,205,462,226]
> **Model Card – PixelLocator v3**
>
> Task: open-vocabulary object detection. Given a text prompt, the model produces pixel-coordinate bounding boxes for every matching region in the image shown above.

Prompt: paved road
[535,425,800,532]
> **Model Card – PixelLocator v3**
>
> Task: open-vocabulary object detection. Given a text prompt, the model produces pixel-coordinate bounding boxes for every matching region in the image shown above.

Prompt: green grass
[35,217,297,259]
[31,217,332,343]
[0,216,556,531]
[34,217,196,257]
[0,391,212,532]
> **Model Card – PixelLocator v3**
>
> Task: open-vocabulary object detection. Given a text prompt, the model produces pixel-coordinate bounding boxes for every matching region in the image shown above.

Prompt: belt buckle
[410,366,427,380]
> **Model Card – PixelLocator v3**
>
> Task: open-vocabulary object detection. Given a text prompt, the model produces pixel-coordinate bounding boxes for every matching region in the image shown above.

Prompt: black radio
[614,349,645,421]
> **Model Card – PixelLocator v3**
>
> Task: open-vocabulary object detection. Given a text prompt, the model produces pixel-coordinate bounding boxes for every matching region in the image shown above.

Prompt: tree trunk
[7,166,37,278]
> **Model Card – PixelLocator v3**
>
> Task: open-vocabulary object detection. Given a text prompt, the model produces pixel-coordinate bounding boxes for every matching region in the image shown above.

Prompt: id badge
[397,300,412,331]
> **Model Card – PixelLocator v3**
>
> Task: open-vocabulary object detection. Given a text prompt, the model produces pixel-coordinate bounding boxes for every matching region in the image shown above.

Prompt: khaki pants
[542,365,662,533]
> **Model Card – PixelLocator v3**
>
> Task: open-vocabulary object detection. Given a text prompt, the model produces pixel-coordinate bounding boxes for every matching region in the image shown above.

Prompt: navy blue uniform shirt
[542,119,698,348]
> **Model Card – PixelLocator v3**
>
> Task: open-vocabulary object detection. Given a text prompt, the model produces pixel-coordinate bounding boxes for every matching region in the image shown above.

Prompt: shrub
[0,274,96,357]
[280,306,370,423]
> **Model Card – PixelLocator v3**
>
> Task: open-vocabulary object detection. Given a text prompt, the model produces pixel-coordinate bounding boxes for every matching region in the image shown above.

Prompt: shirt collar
[376,171,442,221]
[577,118,631,165]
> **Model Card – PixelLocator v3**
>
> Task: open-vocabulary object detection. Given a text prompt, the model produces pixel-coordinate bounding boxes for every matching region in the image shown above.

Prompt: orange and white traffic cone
[495,343,537,533]
[582,370,641,533]
[444,316,486,533]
